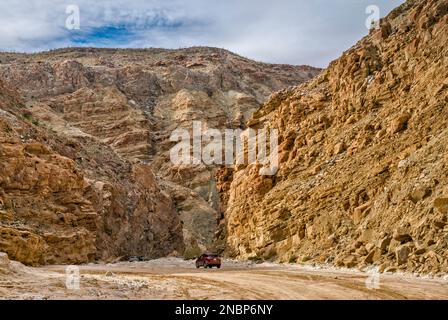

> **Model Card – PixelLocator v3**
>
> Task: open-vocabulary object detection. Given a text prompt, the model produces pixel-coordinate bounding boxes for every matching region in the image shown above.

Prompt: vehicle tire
[217,265,221,269]
[196,264,199,269]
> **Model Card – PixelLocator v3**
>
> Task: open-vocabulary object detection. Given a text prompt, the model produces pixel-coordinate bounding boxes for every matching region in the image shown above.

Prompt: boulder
[434,197,448,214]
[408,187,431,203]
[364,248,382,264]
[343,255,358,268]
[333,142,346,155]
[388,114,410,134]
[393,227,412,243]
[377,237,392,251]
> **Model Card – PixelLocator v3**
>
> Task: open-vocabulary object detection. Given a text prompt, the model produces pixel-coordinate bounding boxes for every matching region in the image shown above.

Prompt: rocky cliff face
[221,0,448,274]
[0,47,318,264]
[0,79,184,265]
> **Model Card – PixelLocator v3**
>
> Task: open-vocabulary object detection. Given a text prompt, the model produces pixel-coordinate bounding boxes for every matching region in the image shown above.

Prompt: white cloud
[0,0,405,67]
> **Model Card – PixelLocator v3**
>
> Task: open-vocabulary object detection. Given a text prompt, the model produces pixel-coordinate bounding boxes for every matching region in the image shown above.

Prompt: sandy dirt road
[1,258,447,300]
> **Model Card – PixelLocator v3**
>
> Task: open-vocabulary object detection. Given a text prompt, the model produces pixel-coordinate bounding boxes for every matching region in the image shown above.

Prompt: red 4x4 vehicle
[196,253,221,269]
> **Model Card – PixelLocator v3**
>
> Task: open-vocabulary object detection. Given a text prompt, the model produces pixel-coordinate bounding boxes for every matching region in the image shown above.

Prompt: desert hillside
[0,47,319,264]
[0,78,185,264]
[220,0,447,274]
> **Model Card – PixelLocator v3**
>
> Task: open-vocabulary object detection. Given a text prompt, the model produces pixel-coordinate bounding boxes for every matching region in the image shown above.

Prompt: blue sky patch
[69,26,136,45]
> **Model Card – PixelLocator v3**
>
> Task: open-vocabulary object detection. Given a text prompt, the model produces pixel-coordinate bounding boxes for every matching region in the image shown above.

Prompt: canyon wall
[221,0,448,274]
[0,48,319,264]
[0,79,184,265]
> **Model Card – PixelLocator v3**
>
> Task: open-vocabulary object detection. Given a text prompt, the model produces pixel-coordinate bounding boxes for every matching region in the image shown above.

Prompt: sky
[0,0,405,68]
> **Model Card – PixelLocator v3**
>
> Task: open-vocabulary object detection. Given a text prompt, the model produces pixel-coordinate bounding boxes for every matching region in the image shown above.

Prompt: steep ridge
[221,0,448,274]
[0,48,319,262]
[0,79,184,265]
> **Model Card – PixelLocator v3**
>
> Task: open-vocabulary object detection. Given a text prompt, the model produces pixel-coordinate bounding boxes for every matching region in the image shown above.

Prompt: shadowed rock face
[0,47,319,263]
[220,0,448,274]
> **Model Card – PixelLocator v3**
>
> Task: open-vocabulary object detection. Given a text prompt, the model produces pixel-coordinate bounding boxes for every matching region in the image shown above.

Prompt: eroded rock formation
[0,48,318,263]
[221,0,448,274]
[0,79,185,265]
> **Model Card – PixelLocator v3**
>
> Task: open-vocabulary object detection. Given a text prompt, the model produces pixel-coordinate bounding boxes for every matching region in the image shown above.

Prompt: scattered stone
[365,243,375,252]
[333,142,346,155]
[434,197,448,214]
[415,247,427,255]
[388,114,410,134]
[354,241,363,249]
[377,237,392,251]
[408,187,431,203]
[353,202,372,224]
[370,163,390,177]
[356,246,368,256]
[364,248,382,264]
[433,218,446,229]
[378,262,390,273]
[360,229,375,244]
[393,227,412,243]
[343,255,358,268]
[396,245,411,265]
[384,266,397,273]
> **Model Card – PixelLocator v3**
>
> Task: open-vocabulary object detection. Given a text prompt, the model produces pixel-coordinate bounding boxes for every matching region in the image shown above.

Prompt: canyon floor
[1,258,447,300]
